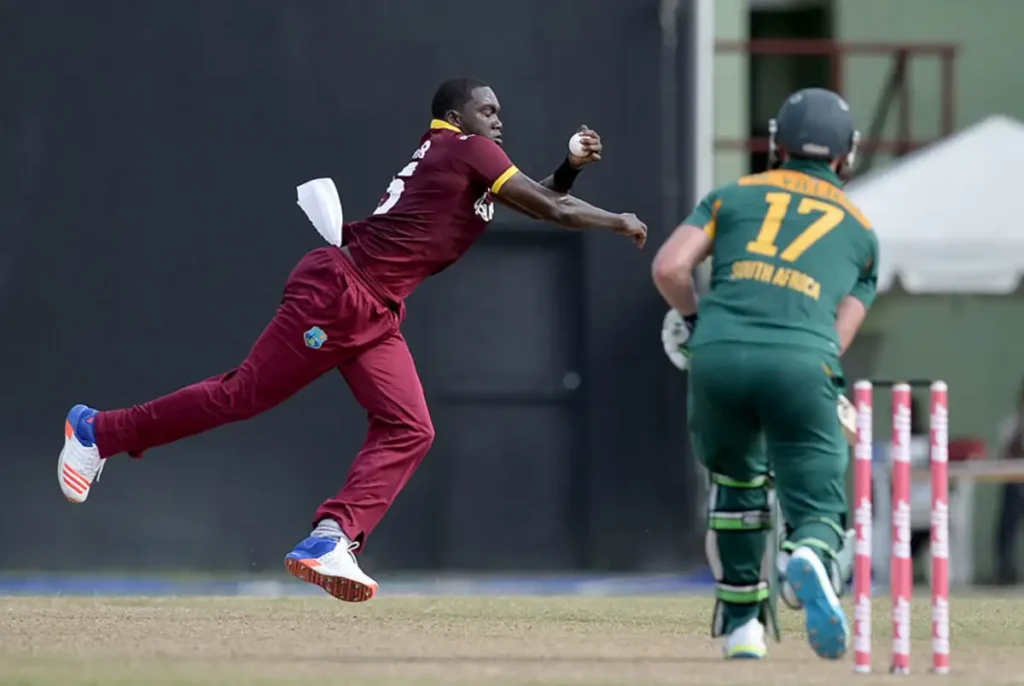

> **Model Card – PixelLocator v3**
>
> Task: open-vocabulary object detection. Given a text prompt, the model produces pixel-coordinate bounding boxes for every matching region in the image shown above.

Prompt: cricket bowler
[652,88,878,661]
[56,77,647,603]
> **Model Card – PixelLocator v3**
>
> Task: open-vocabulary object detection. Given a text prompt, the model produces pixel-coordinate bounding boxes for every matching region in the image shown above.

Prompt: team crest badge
[304,326,327,349]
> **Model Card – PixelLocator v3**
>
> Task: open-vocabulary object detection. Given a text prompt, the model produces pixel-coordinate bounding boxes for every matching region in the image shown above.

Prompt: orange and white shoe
[58,404,105,503]
[284,536,378,602]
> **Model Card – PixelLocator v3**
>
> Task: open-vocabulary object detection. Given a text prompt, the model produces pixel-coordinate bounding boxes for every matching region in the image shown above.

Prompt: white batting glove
[662,309,693,371]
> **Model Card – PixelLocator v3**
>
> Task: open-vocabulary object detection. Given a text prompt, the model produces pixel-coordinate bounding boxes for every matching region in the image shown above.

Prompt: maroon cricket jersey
[342,119,520,302]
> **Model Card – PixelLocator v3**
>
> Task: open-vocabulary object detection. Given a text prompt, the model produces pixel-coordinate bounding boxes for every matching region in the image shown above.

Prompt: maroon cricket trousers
[93,247,435,544]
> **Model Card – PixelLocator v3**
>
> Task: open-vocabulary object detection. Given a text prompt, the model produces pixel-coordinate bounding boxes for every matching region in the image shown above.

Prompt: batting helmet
[769,88,860,177]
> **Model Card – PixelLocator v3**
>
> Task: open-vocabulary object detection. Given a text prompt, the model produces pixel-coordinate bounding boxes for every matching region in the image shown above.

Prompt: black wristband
[552,157,581,192]
[683,313,699,334]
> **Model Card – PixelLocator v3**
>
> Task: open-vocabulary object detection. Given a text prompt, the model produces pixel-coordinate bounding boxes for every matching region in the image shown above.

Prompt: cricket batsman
[652,88,878,661]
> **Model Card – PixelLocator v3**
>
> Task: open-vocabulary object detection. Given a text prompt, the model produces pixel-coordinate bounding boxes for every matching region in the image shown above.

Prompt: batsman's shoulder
[695,180,741,215]
[686,184,731,237]
[714,175,764,207]
[712,178,744,198]
[830,185,872,231]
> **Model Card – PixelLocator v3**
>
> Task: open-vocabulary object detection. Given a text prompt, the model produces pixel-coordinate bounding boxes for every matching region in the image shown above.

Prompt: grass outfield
[1,594,1020,685]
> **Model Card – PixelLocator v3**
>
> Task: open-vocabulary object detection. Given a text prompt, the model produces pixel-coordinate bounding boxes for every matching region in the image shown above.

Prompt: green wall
[837,0,1024,168]
[712,0,749,185]
[714,0,1024,179]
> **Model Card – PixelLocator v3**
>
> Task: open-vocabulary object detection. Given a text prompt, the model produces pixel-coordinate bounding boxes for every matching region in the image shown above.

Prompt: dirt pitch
[2,594,1022,685]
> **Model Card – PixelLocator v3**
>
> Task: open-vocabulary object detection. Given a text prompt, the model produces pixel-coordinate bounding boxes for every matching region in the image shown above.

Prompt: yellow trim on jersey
[491,166,520,194]
[430,118,463,133]
[703,199,723,241]
[738,170,872,229]
[426,119,518,192]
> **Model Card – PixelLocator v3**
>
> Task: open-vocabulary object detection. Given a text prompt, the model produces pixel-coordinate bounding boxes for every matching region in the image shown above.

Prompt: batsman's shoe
[284,536,378,602]
[58,404,104,503]
[786,546,849,660]
[723,617,767,660]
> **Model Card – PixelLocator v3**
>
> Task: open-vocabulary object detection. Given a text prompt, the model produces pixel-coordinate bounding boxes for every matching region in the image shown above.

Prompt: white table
[871,458,1024,586]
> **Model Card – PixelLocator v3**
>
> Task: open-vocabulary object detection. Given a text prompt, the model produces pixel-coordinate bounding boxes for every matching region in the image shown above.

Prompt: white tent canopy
[845,115,1024,294]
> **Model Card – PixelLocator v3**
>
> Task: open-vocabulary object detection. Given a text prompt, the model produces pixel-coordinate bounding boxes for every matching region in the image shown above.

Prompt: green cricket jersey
[685,159,879,355]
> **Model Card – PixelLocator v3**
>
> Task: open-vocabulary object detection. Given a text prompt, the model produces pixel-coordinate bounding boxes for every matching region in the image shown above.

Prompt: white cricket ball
[568,133,588,158]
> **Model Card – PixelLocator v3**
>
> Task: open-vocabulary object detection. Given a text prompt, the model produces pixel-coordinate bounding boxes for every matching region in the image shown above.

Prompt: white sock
[310,518,348,543]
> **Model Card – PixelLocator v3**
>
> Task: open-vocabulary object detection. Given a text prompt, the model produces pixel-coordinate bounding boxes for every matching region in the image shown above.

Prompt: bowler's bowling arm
[494,172,629,232]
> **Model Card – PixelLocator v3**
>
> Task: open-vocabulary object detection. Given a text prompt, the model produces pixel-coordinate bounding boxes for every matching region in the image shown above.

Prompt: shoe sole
[284,557,378,603]
[725,650,765,660]
[787,552,849,660]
